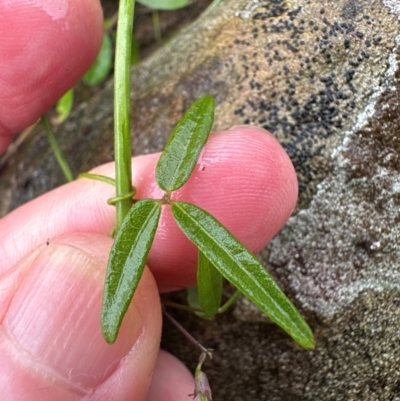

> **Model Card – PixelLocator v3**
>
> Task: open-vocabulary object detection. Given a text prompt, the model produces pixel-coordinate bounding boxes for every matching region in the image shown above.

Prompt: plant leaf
[83,33,113,86]
[156,95,214,192]
[137,0,190,10]
[197,250,223,318]
[102,199,161,344]
[187,287,201,310]
[54,88,74,124]
[171,201,314,349]
[186,287,207,318]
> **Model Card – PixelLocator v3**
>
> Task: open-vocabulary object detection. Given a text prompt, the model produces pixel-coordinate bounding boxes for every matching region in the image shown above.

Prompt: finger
[0,0,103,154]
[0,127,298,291]
[147,351,198,401]
[0,233,162,401]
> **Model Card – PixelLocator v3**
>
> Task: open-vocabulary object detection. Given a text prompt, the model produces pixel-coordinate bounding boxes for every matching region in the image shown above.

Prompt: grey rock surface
[1,0,400,399]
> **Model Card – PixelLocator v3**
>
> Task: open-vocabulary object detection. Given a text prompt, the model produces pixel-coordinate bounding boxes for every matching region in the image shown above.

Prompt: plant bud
[192,370,212,401]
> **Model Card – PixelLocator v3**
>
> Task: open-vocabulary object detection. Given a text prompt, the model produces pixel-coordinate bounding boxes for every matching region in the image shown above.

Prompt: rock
[1,0,400,399]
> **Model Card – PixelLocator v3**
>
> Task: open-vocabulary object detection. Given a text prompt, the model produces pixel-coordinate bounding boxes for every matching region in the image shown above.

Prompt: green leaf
[187,287,201,310]
[54,88,74,124]
[102,199,161,343]
[186,287,207,318]
[137,0,190,10]
[171,201,314,349]
[197,250,223,318]
[83,33,113,86]
[156,95,214,192]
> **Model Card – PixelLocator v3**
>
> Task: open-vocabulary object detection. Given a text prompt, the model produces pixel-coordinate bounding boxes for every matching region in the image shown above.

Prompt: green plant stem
[152,10,162,43]
[161,299,203,313]
[41,114,74,182]
[163,309,212,357]
[218,290,241,314]
[78,172,116,186]
[114,0,135,232]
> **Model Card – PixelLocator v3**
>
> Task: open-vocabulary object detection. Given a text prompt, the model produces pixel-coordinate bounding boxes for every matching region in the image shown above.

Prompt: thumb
[0,233,161,400]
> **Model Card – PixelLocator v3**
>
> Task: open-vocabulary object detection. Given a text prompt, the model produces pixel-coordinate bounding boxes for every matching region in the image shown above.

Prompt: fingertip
[147,351,196,401]
[226,125,298,219]
[0,0,103,140]
[0,233,162,400]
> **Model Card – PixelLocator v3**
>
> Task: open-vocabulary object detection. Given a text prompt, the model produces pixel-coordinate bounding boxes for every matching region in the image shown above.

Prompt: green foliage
[113,0,136,232]
[102,199,161,343]
[41,114,74,182]
[172,201,314,349]
[54,88,74,124]
[42,0,313,379]
[83,33,113,86]
[197,250,223,318]
[102,94,314,349]
[187,286,202,310]
[155,95,214,192]
[137,0,190,10]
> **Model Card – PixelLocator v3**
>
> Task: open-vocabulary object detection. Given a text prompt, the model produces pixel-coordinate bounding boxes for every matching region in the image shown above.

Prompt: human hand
[0,1,299,400]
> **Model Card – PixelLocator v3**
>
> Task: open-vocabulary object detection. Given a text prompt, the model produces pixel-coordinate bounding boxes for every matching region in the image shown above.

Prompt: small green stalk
[161,299,203,313]
[114,0,135,232]
[78,172,116,186]
[41,114,74,182]
[152,10,162,43]
[218,289,241,314]
[193,352,213,401]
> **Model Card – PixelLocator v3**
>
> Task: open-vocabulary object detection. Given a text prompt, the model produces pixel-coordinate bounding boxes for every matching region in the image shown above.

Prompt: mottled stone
[1,0,400,399]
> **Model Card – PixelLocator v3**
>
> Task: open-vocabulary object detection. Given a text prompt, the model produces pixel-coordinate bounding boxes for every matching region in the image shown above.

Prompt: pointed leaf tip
[171,201,314,348]
[156,95,215,192]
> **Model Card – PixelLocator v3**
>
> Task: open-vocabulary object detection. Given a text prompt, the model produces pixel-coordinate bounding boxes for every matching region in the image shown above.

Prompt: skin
[0,1,299,400]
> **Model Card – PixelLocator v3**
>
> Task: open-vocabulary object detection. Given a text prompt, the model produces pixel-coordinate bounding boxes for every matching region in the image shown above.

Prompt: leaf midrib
[114,201,160,297]
[167,121,198,189]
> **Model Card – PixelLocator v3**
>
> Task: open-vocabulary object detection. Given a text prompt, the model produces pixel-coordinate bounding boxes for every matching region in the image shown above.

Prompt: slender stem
[114,0,135,232]
[161,299,203,313]
[206,0,224,11]
[218,290,241,314]
[104,12,119,33]
[41,114,74,182]
[107,189,136,205]
[163,309,212,357]
[0,120,38,169]
[152,10,162,43]
[78,172,116,186]
[191,352,213,401]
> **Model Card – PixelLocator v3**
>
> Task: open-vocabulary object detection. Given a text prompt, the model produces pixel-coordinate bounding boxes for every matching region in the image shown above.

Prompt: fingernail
[2,243,143,392]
